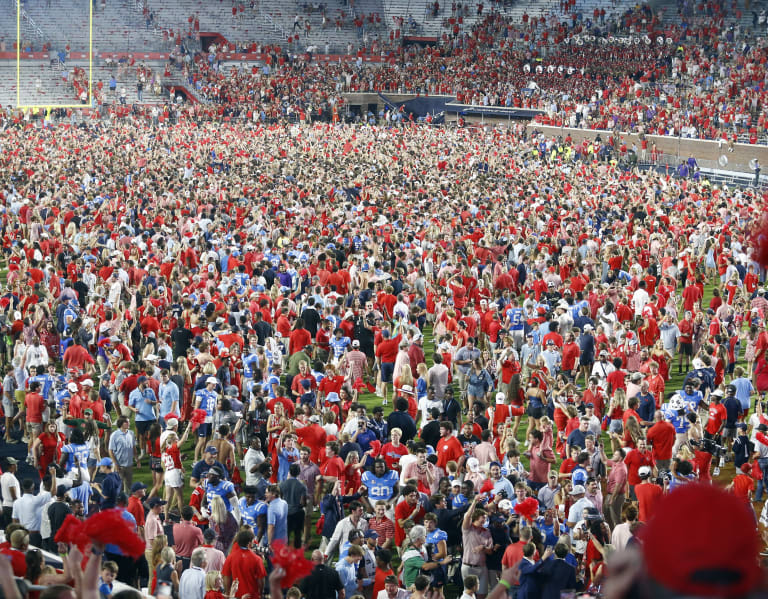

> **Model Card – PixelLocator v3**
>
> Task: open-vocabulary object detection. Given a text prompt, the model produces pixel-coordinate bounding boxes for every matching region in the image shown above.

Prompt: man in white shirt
[0,457,20,527]
[179,547,207,599]
[610,503,638,550]
[632,281,650,316]
[12,469,55,547]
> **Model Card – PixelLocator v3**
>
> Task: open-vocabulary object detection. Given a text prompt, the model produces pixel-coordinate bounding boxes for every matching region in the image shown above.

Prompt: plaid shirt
[368,515,395,546]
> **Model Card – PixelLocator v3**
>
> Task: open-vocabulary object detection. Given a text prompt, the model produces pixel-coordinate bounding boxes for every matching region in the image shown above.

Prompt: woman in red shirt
[343,451,364,495]
[31,421,64,478]
[379,428,408,471]
[147,422,163,499]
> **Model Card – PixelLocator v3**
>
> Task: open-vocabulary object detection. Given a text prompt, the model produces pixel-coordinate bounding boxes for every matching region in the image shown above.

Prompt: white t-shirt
[1,472,20,508]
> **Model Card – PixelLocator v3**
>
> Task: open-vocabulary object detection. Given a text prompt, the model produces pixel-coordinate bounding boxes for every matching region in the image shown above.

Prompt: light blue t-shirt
[267,497,289,542]
[732,377,754,411]
[129,386,157,421]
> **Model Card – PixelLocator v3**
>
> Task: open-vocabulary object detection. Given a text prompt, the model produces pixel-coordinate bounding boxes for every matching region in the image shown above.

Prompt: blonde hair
[210,495,228,525]
[205,570,221,592]
[160,546,175,565]
[150,535,168,570]
[399,365,414,387]
[416,363,428,379]
[202,362,217,376]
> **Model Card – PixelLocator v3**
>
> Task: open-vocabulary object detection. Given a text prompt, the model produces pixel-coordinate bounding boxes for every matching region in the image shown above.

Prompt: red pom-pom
[82,509,145,558]
[479,478,494,495]
[748,210,768,268]
[368,440,381,457]
[54,514,87,550]
[514,497,540,521]
[190,408,207,430]
[270,540,314,588]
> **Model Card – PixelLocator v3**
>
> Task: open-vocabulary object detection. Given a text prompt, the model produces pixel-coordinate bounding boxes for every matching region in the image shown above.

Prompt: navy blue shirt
[636,392,656,424]
[723,397,742,426]
[566,429,588,449]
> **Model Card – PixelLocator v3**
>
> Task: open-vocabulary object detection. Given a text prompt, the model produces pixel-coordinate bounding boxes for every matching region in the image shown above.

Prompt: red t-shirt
[624,449,654,486]
[25,392,45,423]
[376,334,402,364]
[320,455,345,480]
[634,481,663,522]
[646,421,675,461]
[295,424,327,463]
[436,435,463,470]
[379,442,408,470]
[222,545,267,599]
[394,500,425,546]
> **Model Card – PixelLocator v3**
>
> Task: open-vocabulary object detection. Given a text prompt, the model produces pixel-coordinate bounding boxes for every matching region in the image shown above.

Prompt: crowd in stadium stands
[38,1,767,143]
[0,1,767,599]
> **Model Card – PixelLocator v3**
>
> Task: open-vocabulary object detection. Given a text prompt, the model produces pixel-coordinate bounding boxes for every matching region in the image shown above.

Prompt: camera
[690,438,725,458]
[497,490,508,499]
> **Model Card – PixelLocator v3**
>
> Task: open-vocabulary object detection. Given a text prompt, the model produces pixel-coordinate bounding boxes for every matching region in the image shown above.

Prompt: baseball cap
[5,457,17,465]
[81,379,94,387]
[98,457,113,467]
[67,382,78,392]
[309,415,321,424]
[206,376,218,385]
[570,485,586,495]
[131,482,147,493]
[148,497,167,508]
[640,483,760,597]
[363,530,379,540]
[137,375,148,384]
[352,340,360,348]
[495,392,506,404]
[166,418,179,428]
[205,446,218,454]
[638,465,652,479]
[498,499,513,511]
[467,457,480,472]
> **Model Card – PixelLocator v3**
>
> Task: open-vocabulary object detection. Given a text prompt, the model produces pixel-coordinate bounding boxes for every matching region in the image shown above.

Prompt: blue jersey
[571,300,589,320]
[195,389,218,418]
[679,390,703,411]
[239,497,268,528]
[329,336,351,359]
[265,374,280,399]
[450,493,468,510]
[243,352,260,379]
[62,443,90,472]
[426,528,447,553]
[41,374,64,401]
[361,470,399,501]
[55,389,71,411]
[205,479,236,511]
[506,307,525,331]
[68,482,93,515]
[662,404,691,434]
[27,374,48,394]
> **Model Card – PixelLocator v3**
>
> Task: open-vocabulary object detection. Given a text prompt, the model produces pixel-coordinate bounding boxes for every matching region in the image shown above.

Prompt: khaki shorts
[14,390,26,410]
[26,422,42,438]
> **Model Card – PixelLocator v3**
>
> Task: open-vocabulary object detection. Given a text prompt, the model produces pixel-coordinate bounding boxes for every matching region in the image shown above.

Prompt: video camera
[690,438,726,458]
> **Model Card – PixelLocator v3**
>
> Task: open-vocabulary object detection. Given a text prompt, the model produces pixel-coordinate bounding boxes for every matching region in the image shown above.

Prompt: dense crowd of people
[0,111,762,599]
[34,0,768,146]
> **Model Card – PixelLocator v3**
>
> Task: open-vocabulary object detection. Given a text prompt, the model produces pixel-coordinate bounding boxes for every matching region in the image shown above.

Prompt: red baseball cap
[641,483,760,597]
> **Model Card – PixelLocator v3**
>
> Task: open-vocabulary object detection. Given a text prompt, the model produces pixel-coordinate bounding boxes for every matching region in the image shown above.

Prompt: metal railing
[7,0,46,44]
